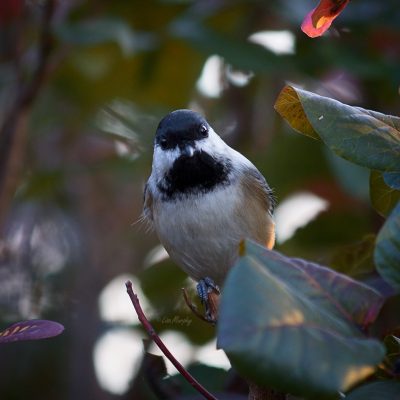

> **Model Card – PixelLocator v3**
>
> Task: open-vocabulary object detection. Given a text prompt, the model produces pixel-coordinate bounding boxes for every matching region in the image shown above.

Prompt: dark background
[0,0,399,399]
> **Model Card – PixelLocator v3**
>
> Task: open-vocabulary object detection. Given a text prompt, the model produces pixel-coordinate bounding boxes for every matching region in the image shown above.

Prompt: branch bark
[0,0,55,230]
[125,280,219,400]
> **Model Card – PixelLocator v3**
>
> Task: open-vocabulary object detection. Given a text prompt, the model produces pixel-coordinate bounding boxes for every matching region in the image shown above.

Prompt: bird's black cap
[155,109,209,150]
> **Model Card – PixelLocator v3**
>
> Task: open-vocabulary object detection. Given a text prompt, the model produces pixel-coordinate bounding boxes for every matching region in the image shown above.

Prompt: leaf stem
[125,280,219,400]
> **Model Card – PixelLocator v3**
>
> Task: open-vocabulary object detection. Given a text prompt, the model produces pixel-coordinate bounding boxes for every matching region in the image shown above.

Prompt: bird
[143,109,275,314]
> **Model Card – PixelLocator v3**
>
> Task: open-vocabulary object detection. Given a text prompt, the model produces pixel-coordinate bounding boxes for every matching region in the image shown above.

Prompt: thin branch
[182,287,210,323]
[0,0,56,228]
[125,280,219,400]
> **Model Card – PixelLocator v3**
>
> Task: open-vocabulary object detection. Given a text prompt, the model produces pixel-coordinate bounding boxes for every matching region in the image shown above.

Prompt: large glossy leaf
[374,202,400,291]
[0,320,64,343]
[346,381,400,400]
[274,86,400,172]
[370,295,400,338]
[370,171,400,217]
[217,241,385,397]
[329,234,376,278]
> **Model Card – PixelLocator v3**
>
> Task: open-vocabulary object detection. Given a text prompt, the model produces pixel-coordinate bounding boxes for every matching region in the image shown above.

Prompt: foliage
[0,0,400,399]
[0,320,64,343]
[218,241,385,397]
[215,85,400,397]
[302,0,350,38]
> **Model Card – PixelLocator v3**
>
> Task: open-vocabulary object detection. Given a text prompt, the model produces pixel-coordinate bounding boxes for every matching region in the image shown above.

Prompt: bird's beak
[180,145,195,157]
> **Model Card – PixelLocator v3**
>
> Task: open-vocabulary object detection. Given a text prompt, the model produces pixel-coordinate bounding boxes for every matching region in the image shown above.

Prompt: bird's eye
[199,124,208,138]
[160,138,168,150]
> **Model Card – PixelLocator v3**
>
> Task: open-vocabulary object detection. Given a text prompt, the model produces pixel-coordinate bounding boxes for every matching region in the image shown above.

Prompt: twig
[181,287,210,323]
[125,280,219,400]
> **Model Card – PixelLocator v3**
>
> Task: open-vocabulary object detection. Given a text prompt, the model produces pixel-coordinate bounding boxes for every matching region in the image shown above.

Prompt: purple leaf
[248,242,384,328]
[0,320,64,344]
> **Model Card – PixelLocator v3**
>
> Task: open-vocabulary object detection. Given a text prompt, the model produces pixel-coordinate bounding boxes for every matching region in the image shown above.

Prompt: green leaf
[329,234,376,277]
[274,86,400,172]
[370,296,400,338]
[383,335,400,356]
[170,18,286,73]
[139,259,213,345]
[217,241,385,397]
[370,171,400,217]
[167,364,229,395]
[55,18,155,56]
[346,381,400,400]
[326,150,369,201]
[374,202,400,291]
[384,172,400,190]
[139,259,187,312]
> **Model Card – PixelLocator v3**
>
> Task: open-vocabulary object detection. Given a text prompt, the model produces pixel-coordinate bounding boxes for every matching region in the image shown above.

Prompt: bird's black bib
[159,151,231,199]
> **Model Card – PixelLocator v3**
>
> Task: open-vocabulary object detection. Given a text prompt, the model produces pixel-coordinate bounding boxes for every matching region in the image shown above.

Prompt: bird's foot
[196,277,220,324]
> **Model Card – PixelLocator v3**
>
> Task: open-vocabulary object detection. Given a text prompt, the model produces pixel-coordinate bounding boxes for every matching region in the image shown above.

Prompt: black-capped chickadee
[143,110,275,305]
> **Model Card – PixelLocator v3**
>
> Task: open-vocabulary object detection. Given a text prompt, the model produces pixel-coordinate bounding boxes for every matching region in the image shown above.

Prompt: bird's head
[152,109,228,178]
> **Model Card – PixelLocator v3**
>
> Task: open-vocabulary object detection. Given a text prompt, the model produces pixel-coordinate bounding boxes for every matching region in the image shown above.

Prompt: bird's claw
[196,277,220,323]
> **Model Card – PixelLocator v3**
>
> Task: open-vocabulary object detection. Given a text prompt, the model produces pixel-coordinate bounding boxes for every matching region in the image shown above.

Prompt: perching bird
[143,109,275,307]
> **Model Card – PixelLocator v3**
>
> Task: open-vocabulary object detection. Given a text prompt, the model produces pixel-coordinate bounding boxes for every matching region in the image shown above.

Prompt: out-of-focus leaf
[374,202,400,291]
[139,259,187,312]
[384,335,400,355]
[301,0,350,38]
[326,151,369,201]
[0,320,64,343]
[167,364,229,396]
[55,18,155,56]
[140,353,175,398]
[218,241,385,397]
[384,172,400,190]
[370,295,400,338]
[345,381,400,400]
[330,234,376,277]
[170,18,286,73]
[274,86,400,172]
[96,99,158,161]
[370,171,400,217]
[19,170,65,200]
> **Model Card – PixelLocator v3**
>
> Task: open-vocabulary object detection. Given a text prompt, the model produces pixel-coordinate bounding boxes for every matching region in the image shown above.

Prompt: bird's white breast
[152,183,244,284]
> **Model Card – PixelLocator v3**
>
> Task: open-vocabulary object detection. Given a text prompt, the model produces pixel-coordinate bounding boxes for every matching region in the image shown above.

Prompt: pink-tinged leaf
[301,0,350,38]
[218,240,385,396]
[0,320,64,344]
[247,243,385,328]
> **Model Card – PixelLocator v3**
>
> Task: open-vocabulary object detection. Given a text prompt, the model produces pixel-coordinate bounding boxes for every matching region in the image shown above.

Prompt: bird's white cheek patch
[152,146,180,178]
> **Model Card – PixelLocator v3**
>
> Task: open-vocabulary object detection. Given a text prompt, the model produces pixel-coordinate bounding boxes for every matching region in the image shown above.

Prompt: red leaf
[0,320,64,344]
[301,0,350,38]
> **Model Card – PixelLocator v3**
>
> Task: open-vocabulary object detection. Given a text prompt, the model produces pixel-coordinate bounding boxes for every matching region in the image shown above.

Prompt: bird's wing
[242,167,276,216]
[239,167,276,249]
[143,183,154,222]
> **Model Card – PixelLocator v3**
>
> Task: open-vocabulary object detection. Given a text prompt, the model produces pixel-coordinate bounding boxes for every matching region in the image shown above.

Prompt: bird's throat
[159,151,231,199]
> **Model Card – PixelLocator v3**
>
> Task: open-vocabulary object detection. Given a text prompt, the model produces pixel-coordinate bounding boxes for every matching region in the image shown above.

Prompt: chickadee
[144,110,275,302]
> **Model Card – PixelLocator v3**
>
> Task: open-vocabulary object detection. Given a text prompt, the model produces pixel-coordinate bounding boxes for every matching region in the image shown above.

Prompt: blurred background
[0,0,399,399]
